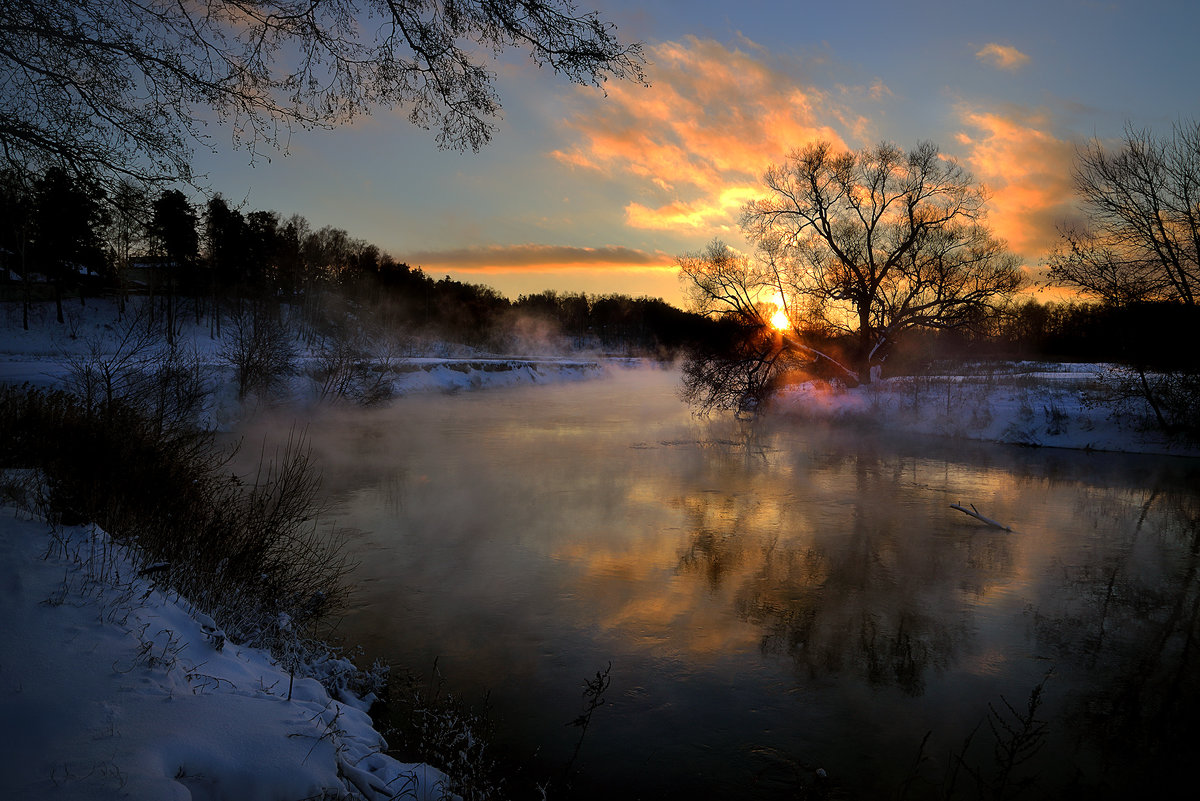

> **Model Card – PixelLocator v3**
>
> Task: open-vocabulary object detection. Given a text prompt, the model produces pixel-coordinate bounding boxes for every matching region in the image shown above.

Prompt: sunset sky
[192,0,1200,307]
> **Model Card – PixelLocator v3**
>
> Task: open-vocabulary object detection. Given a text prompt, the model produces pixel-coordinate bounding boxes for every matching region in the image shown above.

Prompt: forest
[3,163,1196,379]
[0,167,718,356]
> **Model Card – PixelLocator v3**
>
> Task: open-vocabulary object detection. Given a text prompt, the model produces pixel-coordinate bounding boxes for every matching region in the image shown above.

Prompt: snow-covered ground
[772,361,1200,458]
[0,299,604,431]
[0,508,449,800]
[0,300,612,800]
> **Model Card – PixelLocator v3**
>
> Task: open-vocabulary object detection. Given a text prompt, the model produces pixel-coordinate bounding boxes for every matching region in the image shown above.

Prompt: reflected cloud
[547,427,1040,693]
[231,370,1200,796]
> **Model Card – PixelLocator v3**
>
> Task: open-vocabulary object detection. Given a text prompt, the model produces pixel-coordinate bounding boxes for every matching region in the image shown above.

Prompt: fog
[228,365,1200,799]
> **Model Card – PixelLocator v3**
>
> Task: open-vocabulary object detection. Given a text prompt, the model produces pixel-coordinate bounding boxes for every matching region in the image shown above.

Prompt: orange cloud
[402,244,688,304]
[407,243,674,273]
[552,37,850,235]
[976,43,1030,71]
[624,186,760,232]
[954,107,1080,261]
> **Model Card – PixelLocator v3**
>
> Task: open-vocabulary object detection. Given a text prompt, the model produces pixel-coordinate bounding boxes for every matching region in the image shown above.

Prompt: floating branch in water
[950,503,1013,532]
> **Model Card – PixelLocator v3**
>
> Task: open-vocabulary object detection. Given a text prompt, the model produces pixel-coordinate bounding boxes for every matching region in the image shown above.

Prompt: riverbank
[0,503,449,800]
[0,299,614,800]
[0,298,605,431]
[772,361,1200,458]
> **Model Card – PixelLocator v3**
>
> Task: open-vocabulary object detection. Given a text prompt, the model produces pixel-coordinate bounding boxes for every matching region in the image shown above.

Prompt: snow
[0,299,614,801]
[0,510,450,800]
[771,362,1200,457]
[0,299,604,431]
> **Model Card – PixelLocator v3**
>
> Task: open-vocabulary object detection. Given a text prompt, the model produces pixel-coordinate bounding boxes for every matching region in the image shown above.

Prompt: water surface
[238,367,1200,799]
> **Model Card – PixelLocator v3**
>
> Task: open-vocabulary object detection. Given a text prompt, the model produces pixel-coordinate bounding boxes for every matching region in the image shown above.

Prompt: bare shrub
[1097,366,1200,440]
[62,309,208,441]
[388,663,502,801]
[220,307,296,400]
[310,322,402,405]
[0,385,349,648]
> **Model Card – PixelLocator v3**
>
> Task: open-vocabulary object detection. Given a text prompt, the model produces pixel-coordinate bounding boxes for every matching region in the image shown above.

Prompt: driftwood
[950,503,1012,532]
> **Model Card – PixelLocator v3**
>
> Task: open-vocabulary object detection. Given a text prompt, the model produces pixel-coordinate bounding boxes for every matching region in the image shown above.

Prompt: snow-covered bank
[772,361,1200,457]
[0,507,448,800]
[0,299,606,429]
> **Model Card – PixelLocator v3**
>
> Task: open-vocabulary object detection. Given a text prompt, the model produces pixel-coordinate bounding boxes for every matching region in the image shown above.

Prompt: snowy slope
[0,509,449,800]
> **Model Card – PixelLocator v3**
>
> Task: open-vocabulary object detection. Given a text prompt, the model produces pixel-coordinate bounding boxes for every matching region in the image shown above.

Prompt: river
[235,365,1200,799]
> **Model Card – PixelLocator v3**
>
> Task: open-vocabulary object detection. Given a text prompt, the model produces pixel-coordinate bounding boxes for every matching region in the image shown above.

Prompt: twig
[950,503,1012,532]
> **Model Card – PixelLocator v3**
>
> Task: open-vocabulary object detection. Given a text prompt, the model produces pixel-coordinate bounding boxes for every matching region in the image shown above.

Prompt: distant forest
[0,167,717,355]
[1,165,1193,369]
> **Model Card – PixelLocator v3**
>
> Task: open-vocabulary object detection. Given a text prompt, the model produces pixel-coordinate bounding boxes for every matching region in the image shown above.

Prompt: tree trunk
[857,311,873,384]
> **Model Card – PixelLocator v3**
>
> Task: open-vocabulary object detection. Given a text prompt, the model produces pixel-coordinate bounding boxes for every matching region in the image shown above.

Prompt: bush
[1105,366,1200,441]
[0,383,350,647]
[220,307,297,400]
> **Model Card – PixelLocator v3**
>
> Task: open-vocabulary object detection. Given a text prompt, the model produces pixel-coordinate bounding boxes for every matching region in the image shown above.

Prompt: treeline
[876,297,1200,373]
[993,298,1199,368]
[0,166,714,354]
[5,165,1194,367]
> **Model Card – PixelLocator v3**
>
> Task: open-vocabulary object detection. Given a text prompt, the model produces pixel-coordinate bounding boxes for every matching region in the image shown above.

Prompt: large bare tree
[0,0,645,185]
[1048,120,1199,307]
[736,140,1022,382]
[1047,121,1200,438]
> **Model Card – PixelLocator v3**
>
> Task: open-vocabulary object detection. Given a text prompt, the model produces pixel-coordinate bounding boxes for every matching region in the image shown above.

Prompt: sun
[768,292,790,330]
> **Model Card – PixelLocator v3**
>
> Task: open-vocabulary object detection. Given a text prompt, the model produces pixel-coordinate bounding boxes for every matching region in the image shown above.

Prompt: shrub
[0,383,349,647]
[220,307,297,400]
[1103,366,1200,441]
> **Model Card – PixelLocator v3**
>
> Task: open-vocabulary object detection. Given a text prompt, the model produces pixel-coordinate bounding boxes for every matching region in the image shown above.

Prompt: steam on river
[232,366,1200,799]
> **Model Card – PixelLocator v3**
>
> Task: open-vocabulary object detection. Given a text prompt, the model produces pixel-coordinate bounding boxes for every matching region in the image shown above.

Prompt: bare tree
[0,168,34,329]
[678,240,774,327]
[106,179,150,313]
[1046,122,1200,438]
[31,165,108,324]
[0,0,646,185]
[1049,120,1200,307]
[737,141,1023,381]
[676,241,856,413]
[220,306,297,400]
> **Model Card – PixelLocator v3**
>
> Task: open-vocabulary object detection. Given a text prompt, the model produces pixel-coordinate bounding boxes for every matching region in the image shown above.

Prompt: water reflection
[1029,486,1200,795]
[230,367,1200,799]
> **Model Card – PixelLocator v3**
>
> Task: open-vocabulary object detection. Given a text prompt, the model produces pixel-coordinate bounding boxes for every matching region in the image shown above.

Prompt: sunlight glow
[770,293,789,330]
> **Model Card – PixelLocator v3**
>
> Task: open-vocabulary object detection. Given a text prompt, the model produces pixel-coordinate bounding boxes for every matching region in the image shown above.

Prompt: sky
[191,0,1200,308]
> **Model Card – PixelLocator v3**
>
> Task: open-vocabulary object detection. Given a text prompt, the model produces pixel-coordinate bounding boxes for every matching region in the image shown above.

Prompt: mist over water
[232,366,1200,799]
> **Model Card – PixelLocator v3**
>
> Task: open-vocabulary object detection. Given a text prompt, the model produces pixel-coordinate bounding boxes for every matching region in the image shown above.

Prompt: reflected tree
[671,449,1010,697]
[1030,484,1200,795]
[732,529,960,697]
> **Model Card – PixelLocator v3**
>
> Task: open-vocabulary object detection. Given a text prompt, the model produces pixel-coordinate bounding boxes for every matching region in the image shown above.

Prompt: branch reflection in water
[230,367,1200,799]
